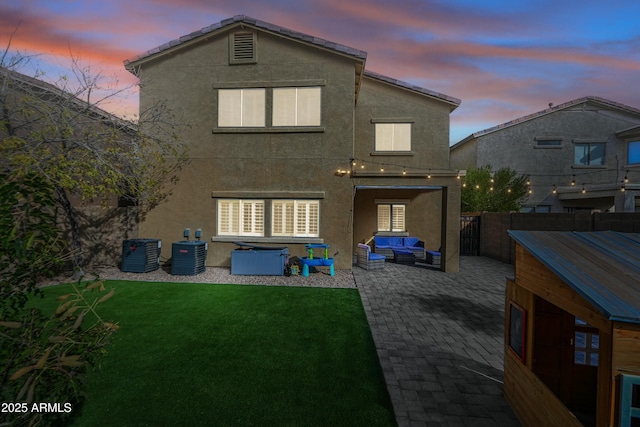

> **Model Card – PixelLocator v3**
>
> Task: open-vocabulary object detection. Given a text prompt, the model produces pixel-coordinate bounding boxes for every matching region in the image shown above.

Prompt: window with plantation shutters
[230,32,256,64]
[217,199,264,236]
[377,205,390,232]
[377,204,405,232]
[218,89,265,127]
[272,200,319,237]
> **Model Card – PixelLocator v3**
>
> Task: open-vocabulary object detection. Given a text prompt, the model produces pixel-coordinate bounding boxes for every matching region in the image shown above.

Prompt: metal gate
[460,215,480,255]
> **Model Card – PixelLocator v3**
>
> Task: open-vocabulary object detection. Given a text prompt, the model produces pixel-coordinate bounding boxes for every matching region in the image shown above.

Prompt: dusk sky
[2,0,640,144]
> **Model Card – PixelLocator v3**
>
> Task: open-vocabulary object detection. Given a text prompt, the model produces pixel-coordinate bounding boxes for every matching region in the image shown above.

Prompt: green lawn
[37,281,396,426]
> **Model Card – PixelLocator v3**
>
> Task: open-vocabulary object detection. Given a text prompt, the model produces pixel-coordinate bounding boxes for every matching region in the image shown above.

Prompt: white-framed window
[375,123,411,151]
[217,199,264,236]
[272,87,321,126]
[272,200,319,237]
[377,204,405,232]
[218,88,265,127]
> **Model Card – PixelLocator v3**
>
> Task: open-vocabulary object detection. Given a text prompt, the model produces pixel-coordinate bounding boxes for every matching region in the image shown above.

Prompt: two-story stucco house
[124,15,462,271]
[450,97,640,213]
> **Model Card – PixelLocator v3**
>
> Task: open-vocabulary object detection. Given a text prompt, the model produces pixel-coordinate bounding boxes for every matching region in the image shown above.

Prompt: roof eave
[362,70,461,111]
[124,15,367,73]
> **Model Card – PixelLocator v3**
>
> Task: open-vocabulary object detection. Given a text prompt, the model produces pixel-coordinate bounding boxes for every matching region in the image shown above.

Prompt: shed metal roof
[508,230,640,324]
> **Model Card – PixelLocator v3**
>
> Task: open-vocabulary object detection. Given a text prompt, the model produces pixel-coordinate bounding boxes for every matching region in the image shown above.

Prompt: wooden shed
[505,230,640,427]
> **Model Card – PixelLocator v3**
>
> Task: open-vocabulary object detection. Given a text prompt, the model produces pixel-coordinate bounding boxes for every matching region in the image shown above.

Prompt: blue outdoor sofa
[373,236,426,261]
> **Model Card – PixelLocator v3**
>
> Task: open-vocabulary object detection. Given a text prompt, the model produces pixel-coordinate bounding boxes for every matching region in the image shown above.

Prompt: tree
[0,46,189,271]
[0,172,117,427]
[461,165,529,212]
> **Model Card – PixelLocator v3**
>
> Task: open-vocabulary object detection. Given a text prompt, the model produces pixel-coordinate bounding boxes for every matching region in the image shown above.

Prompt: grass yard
[36,281,396,426]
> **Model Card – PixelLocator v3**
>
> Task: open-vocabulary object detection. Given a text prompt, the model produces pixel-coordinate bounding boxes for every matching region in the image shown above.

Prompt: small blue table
[300,244,335,277]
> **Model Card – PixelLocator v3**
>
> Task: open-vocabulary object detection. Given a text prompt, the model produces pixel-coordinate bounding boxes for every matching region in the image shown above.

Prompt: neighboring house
[505,230,640,427]
[124,15,462,271]
[0,67,138,266]
[450,97,640,213]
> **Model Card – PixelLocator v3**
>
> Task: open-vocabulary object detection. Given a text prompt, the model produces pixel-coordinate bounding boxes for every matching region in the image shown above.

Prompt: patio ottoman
[393,248,415,265]
[426,250,441,266]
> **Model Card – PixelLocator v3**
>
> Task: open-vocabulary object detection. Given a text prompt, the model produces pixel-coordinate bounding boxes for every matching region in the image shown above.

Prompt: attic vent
[230,32,256,64]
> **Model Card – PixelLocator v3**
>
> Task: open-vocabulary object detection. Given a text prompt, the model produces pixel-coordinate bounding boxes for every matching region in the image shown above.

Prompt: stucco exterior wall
[450,102,640,212]
[136,29,356,268]
[129,17,461,272]
[355,77,452,171]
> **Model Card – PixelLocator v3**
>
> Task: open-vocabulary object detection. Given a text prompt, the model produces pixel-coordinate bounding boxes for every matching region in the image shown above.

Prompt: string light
[346,158,638,195]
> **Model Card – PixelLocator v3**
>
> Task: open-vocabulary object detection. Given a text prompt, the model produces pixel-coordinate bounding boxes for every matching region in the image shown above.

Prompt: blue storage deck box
[231,242,288,275]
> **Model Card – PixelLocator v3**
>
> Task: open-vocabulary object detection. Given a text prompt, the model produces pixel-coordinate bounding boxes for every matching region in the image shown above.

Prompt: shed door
[532,296,574,401]
[532,296,599,426]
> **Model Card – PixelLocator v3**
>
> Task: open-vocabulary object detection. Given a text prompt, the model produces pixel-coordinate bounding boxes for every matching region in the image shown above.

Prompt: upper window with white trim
[273,87,321,127]
[218,89,265,127]
[217,199,264,236]
[272,200,319,237]
[375,123,411,151]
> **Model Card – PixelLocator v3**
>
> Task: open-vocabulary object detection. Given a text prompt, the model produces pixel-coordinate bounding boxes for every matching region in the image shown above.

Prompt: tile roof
[451,96,640,149]
[508,230,640,324]
[124,15,367,67]
[363,70,461,108]
[1,67,133,129]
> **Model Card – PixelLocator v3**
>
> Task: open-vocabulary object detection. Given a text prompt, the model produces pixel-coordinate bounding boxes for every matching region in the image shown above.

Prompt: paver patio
[353,256,521,426]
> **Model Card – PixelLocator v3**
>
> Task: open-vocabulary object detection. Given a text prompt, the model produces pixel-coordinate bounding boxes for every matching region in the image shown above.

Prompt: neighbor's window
[272,200,319,237]
[536,139,562,147]
[378,204,405,232]
[574,317,599,367]
[217,199,264,236]
[629,141,640,164]
[218,88,265,127]
[272,87,321,126]
[574,143,605,166]
[375,123,411,151]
